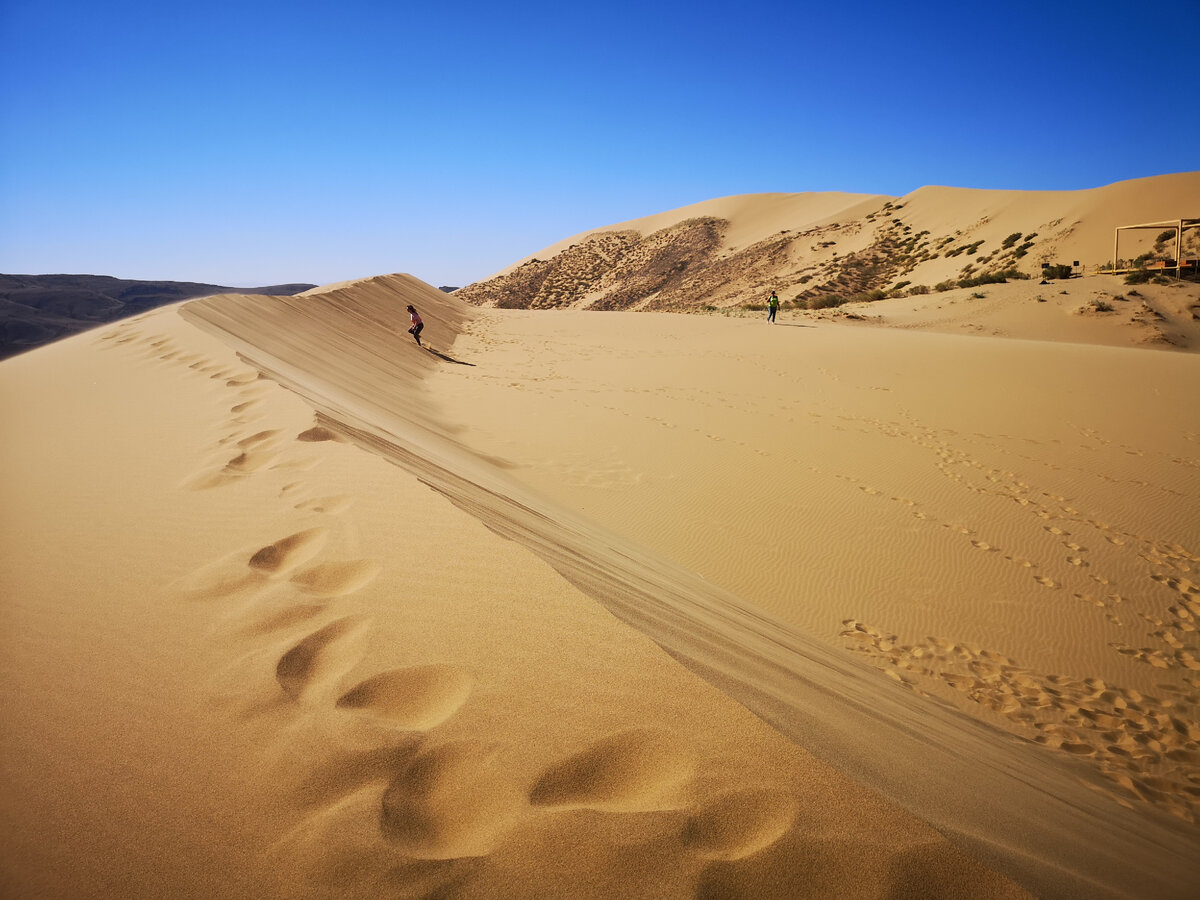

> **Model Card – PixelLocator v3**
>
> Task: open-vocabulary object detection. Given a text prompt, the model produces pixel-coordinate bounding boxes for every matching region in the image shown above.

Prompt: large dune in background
[4,270,1197,898]
[458,172,1200,312]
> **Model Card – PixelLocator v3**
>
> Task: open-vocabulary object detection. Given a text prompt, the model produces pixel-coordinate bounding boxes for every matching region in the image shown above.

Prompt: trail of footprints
[821,412,1200,826]
[99,320,817,896]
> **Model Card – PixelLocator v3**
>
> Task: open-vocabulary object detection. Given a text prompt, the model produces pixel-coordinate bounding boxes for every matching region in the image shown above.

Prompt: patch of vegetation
[908,284,931,295]
[1125,269,1152,284]
[934,280,957,292]
[956,270,1030,289]
[1001,232,1023,249]
[945,240,986,258]
[970,292,987,299]
[1042,264,1073,279]
[1157,229,1177,243]
[807,294,845,310]
[850,289,888,303]
[1092,299,1114,312]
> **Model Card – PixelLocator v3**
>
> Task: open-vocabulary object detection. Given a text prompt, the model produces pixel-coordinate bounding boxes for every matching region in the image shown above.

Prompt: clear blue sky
[1,0,1195,288]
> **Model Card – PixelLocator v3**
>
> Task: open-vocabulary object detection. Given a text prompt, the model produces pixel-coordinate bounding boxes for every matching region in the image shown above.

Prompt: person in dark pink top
[406,305,424,346]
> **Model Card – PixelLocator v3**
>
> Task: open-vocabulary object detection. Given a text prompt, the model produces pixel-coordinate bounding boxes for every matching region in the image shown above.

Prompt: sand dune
[457,172,1200,312]
[2,270,1198,899]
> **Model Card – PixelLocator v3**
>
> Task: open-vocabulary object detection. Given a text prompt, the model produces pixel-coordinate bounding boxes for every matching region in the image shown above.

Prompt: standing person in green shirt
[767,290,779,323]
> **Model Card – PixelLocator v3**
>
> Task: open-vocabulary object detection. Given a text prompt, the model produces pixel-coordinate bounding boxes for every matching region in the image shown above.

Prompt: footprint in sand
[336,664,473,730]
[297,426,345,443]
[379,740,523,859]
[237,429,282,450]
[528,728,693,812]
[250,528,329,577]
[294,495,355,515]
[223,448,280,474]
[245,603,327,636]
[1033,575,1061,589]
[682,789,797,861]
[290,560,382,597]
[276,617,365,700]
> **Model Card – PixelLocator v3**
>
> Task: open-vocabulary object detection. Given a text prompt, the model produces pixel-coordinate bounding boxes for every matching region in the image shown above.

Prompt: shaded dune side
[181,278,1199,900]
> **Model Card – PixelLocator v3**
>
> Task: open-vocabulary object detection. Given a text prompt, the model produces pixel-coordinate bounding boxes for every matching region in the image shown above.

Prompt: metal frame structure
[1108,217,1200,274]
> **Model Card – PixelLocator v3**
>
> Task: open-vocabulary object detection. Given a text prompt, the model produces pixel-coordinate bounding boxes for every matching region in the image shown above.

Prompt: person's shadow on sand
[425,347,474,365]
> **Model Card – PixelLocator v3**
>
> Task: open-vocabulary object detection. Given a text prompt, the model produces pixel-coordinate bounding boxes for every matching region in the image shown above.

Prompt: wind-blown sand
[2,271,1197,899]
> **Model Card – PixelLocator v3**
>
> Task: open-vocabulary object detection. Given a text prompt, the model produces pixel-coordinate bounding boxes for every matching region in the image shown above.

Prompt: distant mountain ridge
[0,274,317,359]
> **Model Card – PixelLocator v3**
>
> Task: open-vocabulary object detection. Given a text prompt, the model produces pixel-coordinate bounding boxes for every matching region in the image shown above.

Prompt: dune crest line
[181,274,1199,900]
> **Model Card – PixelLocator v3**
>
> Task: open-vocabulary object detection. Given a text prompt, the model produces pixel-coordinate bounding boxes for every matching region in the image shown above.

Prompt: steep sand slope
[1,276,1032,899]
[180,277,1198,898]
[484,192,891,281]
[457,172,1200,311]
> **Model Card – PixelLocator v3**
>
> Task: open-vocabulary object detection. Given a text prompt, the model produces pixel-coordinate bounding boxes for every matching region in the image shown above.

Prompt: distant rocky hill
[0,274,316,359]
[456,173,1200,312]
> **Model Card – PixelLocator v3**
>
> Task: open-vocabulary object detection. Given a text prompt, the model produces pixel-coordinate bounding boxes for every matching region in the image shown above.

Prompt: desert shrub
[934,280,957,292]
[1042,264,1073,279]
[970,292,987,299]
[1001,232,1023,249]
[908,284,931,295]
[955,270,1029,289]
[1157,229,1177,243]
[850,289,888,303]
[1125,269,1152,284]
[807,294,844,310]
[1152,275,1170,284]
[1092,299,1113,312]
[743,303,767,311]
[893,280,911,291]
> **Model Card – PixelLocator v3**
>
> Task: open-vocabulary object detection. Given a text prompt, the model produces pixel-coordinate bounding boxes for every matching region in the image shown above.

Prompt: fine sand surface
[2,273,1197,898]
